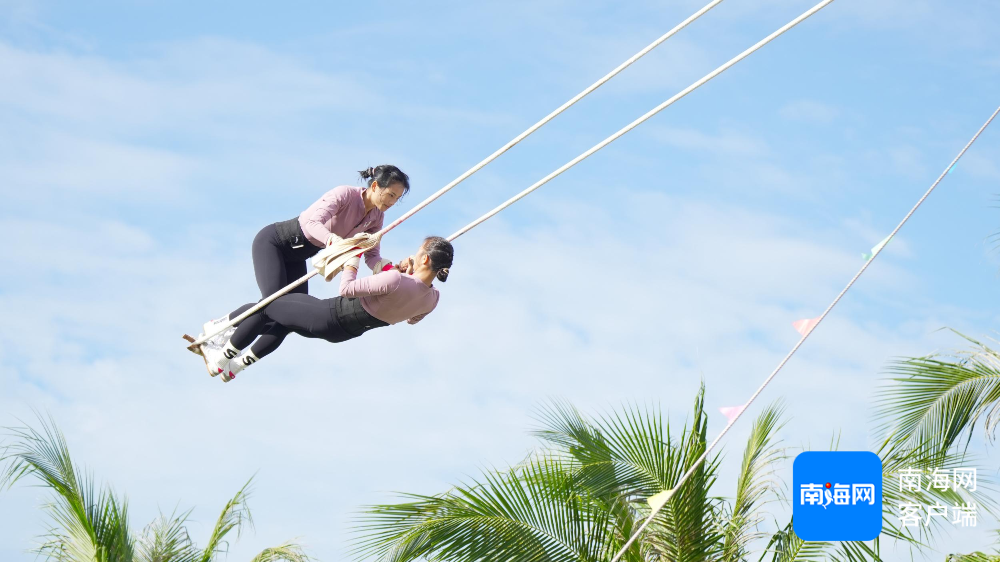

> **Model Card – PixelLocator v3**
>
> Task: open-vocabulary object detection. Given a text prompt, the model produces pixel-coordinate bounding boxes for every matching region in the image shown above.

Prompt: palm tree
[350,386,742,561]
[352,383,984,561]
[0,415,311,562]
[354,386,916,562]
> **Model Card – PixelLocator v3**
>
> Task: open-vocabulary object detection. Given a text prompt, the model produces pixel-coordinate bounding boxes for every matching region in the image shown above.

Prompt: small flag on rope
[719,405,746,423]
[792,317,820,336]
[862,235,892,261]
[947,164,956,174]
[646,489,674,511]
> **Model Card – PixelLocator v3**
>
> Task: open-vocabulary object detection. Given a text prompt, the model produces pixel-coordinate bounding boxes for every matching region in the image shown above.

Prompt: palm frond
[644,385,724,562]
[351,455,619,562]
[875,426,999,550]
[534,386,724,562]
[946,554,1000,562]
[829,539,882,562]
[197,479,255,562]
[758,520,830,562]
[135,508,199,562]
[874,330,1000,457]
[248,541,313,562]
[722,403,787,562]
[1,414,135,562]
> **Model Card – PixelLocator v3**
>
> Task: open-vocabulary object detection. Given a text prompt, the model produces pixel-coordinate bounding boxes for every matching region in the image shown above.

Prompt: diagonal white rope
[382,0,727,239]
[187,0,725,348]
[608,104,1000,562]
[447,0,835,241]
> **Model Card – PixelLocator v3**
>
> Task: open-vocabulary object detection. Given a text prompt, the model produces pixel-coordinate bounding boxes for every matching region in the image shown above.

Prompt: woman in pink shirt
[204,236,454,381]
[203,165,411,360]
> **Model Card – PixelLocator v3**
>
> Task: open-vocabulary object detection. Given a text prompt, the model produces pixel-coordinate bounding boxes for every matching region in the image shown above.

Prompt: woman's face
[412,244,429,268]
[372,182,405,212]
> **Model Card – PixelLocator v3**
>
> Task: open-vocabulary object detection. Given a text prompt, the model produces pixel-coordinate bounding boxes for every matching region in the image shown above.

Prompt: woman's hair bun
[423,237,453,282]
[357,164,410,196]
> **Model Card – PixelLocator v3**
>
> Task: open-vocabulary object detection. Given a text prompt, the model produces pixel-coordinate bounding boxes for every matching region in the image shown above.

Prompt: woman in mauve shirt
[203,236,455,382]
[201,165,411,362]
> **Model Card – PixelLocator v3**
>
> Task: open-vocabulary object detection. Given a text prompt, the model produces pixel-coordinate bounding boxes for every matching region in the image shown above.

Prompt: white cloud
[956,150,1000,182]
[645,125,771,156]
[887,145,930,180]
[779,99,840,125]
[0,40,376,130]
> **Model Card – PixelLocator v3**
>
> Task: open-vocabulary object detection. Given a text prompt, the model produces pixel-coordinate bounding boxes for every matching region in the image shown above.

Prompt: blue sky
[1,0,999,560]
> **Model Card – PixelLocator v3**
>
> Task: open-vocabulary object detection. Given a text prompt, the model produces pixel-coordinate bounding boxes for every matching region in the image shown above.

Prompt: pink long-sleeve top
[298,185,384,270]
[338,268,440,325]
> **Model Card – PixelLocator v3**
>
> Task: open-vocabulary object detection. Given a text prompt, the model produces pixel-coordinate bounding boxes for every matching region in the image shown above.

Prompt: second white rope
[607,104,1000,562]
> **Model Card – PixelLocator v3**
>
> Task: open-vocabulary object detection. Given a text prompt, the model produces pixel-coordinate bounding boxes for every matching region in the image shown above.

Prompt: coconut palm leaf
[722,403,787,562]
[829,539,881,562]
[947,530,1000,561]
[876,427,998,548]
[758,520,830,562]
[874,331,1000,457]
[533,386,724,562]
[947,555,1000,562]
[3,417,311,562]
[351,454,625,562]
[354,387,744,562]
[643,387,722,562]
[197,479,255,562]
[1,414,135,562]
[135,509,199,562]
[249,542,313,562]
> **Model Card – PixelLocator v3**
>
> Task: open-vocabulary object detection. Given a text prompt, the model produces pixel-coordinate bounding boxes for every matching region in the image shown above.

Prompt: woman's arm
[339,265,400,298]
[301,187,349,244]
[361,215,389,272]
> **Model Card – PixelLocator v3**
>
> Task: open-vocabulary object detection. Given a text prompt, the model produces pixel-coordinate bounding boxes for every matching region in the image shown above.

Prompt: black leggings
[229,220,321,357]
[231,295,388,352]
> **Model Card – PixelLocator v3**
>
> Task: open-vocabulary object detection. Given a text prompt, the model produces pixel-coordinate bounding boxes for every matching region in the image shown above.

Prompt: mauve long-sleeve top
[298,185,384,270]
[338,268,440,325]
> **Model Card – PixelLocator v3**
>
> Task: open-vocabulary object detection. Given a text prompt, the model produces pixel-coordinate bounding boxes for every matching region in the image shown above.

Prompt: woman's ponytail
[422,236,454,282]
[358,164,411,196]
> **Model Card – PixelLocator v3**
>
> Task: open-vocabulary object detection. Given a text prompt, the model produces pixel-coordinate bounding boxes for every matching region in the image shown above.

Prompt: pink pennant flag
[792,317,820,336]
[719,405,746,423]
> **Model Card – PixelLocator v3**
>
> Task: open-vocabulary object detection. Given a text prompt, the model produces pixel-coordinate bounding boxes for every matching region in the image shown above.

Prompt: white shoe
[203,315,228,333]
[208,326,236,350]
[202,344,237,377]
[196,344,217,376]
[220,352,256,383]
[202,316,234,348]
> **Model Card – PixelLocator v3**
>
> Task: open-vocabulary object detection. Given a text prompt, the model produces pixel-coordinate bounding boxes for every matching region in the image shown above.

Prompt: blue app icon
[793,451,883,541]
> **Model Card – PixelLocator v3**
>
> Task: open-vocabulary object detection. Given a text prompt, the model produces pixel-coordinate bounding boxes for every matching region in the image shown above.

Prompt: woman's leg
[253,224,294,296]
[249,324,292,359]
[223,225,309,351]
[242,258,309,358]
[229,304,269,350]
[228,269,321,357]
[212,294,347,380]
[215,295,300,377]
[258,294,342,339]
